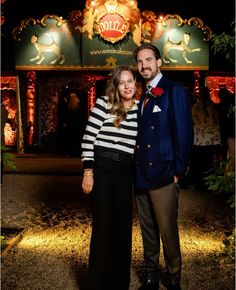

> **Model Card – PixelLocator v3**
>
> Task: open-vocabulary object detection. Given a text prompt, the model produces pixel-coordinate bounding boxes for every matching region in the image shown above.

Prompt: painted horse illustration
[30,34,65,65]
[162,32,201,64]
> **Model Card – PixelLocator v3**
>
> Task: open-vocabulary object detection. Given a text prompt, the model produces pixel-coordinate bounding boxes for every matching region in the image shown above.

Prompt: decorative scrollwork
[161,14,187,27]
[188,17,203,28]
[159,15,213,42]
[40,15,67,27]
[187,17,213,41]
[201,26,213,41]
[142,10,158,22]
[12,15,67,42]
[12,17,38,41]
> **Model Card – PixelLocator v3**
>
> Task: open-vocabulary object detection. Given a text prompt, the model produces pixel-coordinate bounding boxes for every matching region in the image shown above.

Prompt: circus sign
[95,12,129,43]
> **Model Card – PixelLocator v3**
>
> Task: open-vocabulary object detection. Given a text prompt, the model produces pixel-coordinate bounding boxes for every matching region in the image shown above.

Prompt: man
[134,43,193,290]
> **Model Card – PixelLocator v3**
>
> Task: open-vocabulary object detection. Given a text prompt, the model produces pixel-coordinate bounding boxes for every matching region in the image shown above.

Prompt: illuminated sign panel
[12,4,212,70]
[96,12,129,43]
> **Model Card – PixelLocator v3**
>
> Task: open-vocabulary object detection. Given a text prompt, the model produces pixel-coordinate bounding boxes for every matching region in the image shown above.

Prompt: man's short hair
[133,43,161,61]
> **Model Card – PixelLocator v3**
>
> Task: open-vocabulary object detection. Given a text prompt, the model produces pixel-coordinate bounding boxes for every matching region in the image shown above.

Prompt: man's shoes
[138,279,159,290]
[166,282,181,290]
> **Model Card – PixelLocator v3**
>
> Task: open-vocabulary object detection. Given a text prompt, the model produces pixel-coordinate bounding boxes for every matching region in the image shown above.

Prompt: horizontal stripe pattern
[81,96,138,163]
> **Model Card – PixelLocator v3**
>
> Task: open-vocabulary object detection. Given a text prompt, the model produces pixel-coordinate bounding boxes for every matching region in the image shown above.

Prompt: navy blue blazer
[135,76,194,190]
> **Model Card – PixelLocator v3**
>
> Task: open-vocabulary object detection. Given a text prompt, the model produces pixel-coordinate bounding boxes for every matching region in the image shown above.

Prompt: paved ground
[1,158,235,290]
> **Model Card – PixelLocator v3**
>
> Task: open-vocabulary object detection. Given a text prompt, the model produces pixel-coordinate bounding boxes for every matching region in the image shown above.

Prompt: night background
[1,1,235,290]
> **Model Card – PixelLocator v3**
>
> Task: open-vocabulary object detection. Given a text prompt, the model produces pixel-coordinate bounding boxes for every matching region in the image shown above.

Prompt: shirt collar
[147,73,163,88]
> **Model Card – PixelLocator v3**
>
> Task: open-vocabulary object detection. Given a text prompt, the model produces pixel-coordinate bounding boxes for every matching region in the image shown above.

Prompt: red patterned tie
[143,84,152,109]
[143,95,149,108]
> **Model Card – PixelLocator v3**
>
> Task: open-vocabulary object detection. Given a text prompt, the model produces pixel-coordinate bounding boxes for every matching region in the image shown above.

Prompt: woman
[81,65,138,290]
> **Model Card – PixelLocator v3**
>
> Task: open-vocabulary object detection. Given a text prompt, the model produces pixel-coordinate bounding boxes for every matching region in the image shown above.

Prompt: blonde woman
[81,65,138,290]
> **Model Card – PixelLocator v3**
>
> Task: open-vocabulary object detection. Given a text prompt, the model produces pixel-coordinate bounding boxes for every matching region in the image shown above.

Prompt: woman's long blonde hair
[106,65,136,128]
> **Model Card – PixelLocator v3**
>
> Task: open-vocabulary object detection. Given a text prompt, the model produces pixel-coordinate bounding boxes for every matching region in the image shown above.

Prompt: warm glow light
[18,222,223,260]
[18,227,91,256]
[132,221,223,262]
[180,228,223,255]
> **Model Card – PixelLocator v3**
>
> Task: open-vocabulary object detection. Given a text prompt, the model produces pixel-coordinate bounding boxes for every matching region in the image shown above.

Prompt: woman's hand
[82,170,94,194]
[174,175,179,184]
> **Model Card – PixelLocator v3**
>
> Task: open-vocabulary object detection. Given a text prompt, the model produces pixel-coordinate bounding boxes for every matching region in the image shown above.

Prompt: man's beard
[141,67,158,81]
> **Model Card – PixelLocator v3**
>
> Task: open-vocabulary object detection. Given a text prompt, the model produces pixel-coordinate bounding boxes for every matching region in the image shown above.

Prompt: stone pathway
[1,174,235,290]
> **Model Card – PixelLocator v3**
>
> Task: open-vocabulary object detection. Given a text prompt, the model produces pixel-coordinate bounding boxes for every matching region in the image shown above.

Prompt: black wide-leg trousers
[86,153,134,290]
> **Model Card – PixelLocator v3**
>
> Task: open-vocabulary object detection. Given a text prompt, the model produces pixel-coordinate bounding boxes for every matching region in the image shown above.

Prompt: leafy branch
[1,145,17,171]
[204,159,235,207]
[211,21,235,64]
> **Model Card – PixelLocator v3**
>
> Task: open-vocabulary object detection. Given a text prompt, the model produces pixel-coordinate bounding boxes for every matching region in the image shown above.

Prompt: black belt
[95,149,132,162]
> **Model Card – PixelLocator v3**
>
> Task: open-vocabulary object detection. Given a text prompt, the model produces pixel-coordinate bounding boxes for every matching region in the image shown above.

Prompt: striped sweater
[81,95,138,169]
